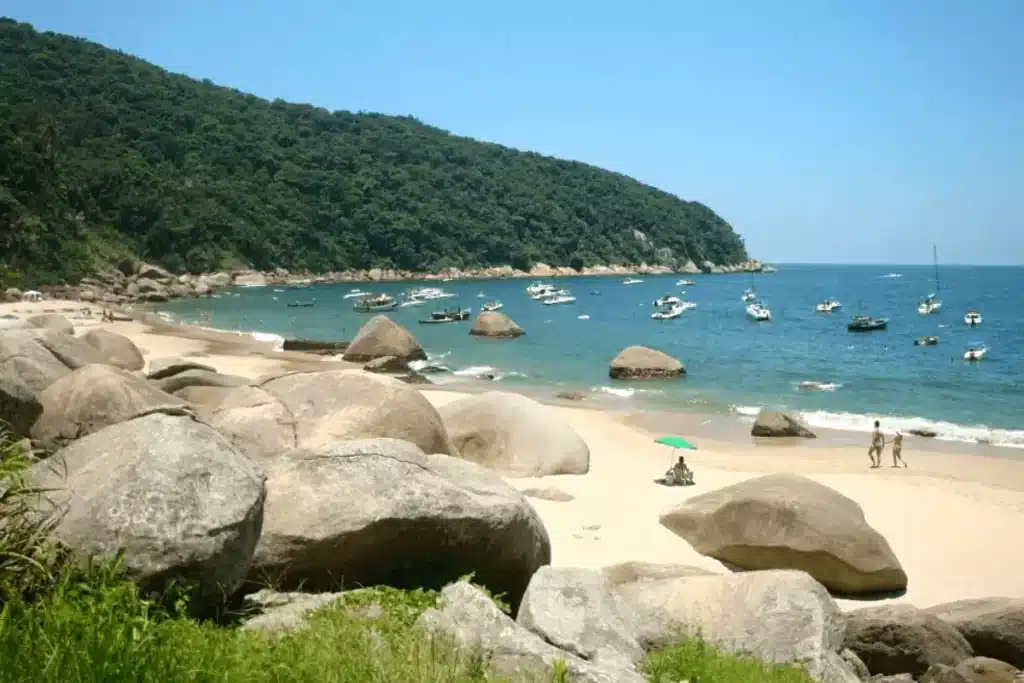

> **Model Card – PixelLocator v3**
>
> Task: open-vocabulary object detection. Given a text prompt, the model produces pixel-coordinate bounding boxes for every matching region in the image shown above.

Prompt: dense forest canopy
[0,18,747,286]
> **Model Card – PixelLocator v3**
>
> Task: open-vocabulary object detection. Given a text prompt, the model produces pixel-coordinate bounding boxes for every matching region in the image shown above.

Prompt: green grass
[0,429,816,683]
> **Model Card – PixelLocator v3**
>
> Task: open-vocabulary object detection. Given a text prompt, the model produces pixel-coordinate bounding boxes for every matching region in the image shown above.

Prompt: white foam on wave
[248,331,285,352]
[796,410,1024,449]
[731,405,762,417]
[591,386,666,400]
[452,365,527,382]
[881,273,903,278]
[796,381,843,392]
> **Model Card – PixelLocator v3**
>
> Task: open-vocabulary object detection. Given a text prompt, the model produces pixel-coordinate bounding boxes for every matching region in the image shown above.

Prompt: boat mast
[933,243,940,295]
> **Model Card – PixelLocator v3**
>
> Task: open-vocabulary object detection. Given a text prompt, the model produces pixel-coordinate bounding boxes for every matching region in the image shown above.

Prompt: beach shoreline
[4,298,1024,609]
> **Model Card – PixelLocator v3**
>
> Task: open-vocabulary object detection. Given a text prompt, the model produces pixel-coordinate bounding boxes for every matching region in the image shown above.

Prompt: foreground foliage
[0,18,747,286]
[0,431,811,683]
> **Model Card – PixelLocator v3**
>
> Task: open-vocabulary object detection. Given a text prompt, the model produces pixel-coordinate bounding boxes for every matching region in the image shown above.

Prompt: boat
[529,284,560,300]
[352,294,397,312]
[964,345,987,361]
[965,311,982,326]
[654,295,682,307]
[676,301,698,311]
[419,307,471,324]
[914,336,939,346]
[342,289,368,299]
[651,304,683,320]
[286,301,315,308]
[918,244,943,314]
[742,288,757,302]
[816,299,842,313]
[482,301,503,312]
[526,281,555,296]
[676,279,695,286]
[542,294,576,305]
[847,314,889,332]
[407,287,456,301]
[622,278,644,285]
[746,301,772,321]
[578,314,590,320]
[399,298,426,307]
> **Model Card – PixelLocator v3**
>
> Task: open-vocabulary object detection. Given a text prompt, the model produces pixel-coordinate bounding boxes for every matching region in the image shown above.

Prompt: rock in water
[469,311,525,338]
[926,598,1024,669]
[250,438,550,610]
[608,346,684,380]
[845,604,974,678]
[341,315,426,363]
[438,391,589,477]
[26,413,265,610]
[207,370,456,461]
[0,373,43,437]
[659,473,907,595]
[751,410,817,438]
[79,329,145,371]
[31,364,187,450]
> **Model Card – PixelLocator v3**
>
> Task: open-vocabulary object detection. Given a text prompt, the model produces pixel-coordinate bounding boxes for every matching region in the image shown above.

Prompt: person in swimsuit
[869,420,884,468]
[891,432,906,468]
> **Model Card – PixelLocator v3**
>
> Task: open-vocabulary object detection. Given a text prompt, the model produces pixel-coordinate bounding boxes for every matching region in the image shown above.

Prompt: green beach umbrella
[655,436,697,451]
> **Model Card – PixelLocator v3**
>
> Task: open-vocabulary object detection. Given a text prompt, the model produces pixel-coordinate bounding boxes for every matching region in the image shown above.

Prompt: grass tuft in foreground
[644,637,817,683]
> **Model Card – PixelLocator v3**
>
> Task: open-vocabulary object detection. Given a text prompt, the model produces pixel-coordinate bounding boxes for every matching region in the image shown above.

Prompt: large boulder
[26,413,265,610]
[205,370,455,461]
[752,410,817,438]
[146,356,217,379]
[438,391,589,477]
[362,355,410,373]
[136,263,173,281]
[921,657,1021,683]
[341,315,426,363]
[417,582,643,683]
[27,314,74,335]
[659,473,907,595]
[608,346,684,380]
[80,329,145,371]
[469,311,525,338]
[845,604,974,678]
[251,438,550,610]
[33,330,111,370]
[0,373,43,437]
[31,364,186,450]
[0,329,72,393]
[926,598,1024,669]
[154,369,249,395]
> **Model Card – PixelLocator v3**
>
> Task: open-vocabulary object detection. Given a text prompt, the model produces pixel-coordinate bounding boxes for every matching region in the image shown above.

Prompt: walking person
[868,420,884,468]
[891,432,907,468]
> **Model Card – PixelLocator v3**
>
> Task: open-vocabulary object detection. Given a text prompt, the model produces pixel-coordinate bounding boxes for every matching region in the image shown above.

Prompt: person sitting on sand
[663,456,694,487]
[869,420,884,468]
[891,432,907,468]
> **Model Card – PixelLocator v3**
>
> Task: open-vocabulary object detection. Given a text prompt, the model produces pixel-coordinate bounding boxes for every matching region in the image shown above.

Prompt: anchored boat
[847,314,889,332]
[964,311,982,326]
[353,294,397,312]
[816,298,842,313]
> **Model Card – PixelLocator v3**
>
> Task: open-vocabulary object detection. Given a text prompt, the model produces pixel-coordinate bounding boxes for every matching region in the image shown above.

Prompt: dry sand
[4,299,1023,610]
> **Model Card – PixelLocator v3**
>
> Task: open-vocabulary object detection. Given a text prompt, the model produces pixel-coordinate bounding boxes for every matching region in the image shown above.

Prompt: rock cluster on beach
[14,258,775,306]
[2,313,1022,683]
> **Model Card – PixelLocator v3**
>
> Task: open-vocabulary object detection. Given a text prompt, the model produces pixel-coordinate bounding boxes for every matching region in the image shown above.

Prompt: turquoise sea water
[158,265,1024,449]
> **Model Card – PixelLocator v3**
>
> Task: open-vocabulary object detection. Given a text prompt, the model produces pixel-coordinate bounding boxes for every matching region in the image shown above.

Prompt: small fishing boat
[622,278,644,285]
[816,298,842,313]
[964,311,982,326]
[746,301,772,321]
[353,294,397,312]
[847,314,889,332]
[676,279,695,286]
[654,295,682,307]
[419,308,471,324]
[914,336,939,346]
[964,345,987,361]
[651,304,683,320]
[482,301,503,312]
[543,294,577,305]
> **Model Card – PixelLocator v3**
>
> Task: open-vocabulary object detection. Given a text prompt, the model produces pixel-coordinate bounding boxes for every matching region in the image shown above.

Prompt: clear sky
[6,0,1023,264]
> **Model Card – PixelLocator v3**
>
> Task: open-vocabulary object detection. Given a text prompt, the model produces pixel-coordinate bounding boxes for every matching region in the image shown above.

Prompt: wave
[795,410,1024,449]
[248,331,285,352]
[881,273,903,278]
[795,381,843,392]
[590,386,665,400]
[731,405,762,418]
[451,365,526,382]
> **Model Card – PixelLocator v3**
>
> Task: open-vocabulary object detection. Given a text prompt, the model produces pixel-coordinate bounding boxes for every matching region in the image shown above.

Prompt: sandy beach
[4,299,1024,611]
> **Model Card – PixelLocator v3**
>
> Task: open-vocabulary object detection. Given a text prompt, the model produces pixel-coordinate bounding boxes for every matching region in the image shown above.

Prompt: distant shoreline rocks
[14,259,774,307]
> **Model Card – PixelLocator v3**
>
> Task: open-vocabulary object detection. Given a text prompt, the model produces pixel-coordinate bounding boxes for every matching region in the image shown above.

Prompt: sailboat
[918,244,942,315]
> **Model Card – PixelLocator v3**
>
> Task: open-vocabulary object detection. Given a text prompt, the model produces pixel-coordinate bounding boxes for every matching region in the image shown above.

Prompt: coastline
[4,298,1024,610]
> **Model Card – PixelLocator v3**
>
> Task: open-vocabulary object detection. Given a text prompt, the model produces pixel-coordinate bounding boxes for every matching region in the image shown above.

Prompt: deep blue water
[158,265,1024,448]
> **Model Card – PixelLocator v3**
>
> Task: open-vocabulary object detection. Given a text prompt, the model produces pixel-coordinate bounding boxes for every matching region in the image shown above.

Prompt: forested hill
[0,18,748,286]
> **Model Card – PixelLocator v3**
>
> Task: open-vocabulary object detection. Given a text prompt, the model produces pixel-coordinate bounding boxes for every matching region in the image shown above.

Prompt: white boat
[543,294,576,305]
[964,345,987,361]
[526,281,555,296]
[746,301,772,321]
[676,301,697,311]
[529,285,560,300]
[651,305,683,320]
[964,311,982,326]
[816,298,842,313]
[918,244,943,314]
[482,301,503,312]
[742,288,757,302]
[622,278,644,285]
[578,314,590,320]
[399,298,426,308]
[654,295,682,307]
[676,279,695,286]
[342,289,368,299]
[408,287,456,301]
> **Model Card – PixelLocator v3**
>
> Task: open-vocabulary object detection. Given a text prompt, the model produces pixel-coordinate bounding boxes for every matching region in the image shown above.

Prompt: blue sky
[7,0,1023,264]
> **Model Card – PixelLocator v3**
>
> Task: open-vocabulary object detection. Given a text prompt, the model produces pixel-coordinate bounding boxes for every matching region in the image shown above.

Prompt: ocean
[157,264,1024,450]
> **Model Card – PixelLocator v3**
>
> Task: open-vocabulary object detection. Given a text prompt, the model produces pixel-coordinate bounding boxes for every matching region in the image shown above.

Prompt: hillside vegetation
[0,18,747,286]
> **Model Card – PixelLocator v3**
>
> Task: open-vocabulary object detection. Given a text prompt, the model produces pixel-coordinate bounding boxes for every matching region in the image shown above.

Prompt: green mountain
[0,18,747,286]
